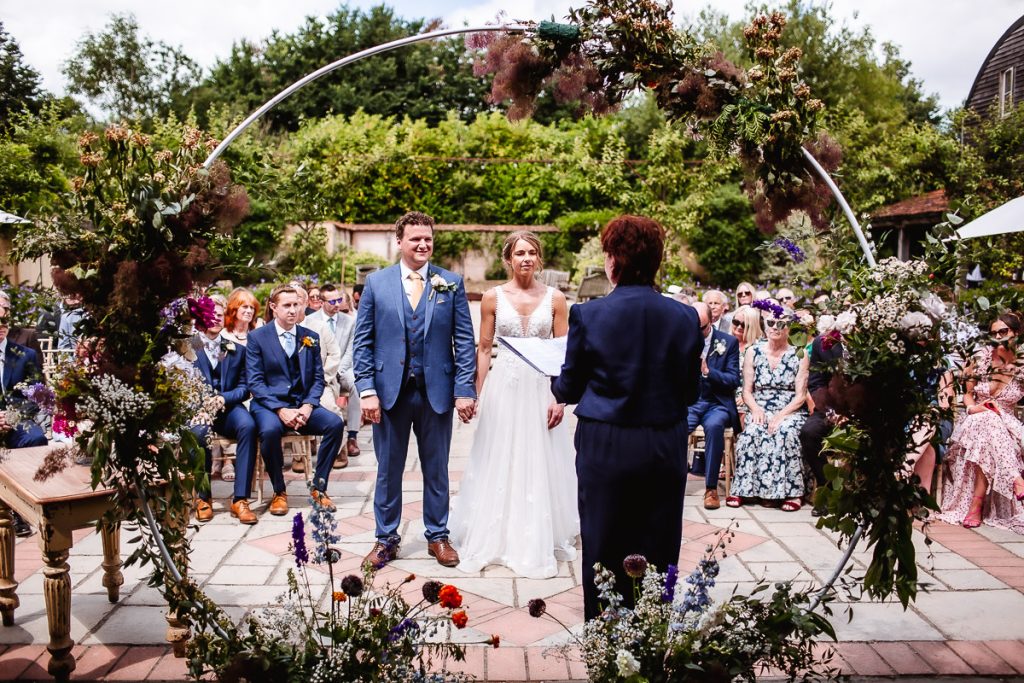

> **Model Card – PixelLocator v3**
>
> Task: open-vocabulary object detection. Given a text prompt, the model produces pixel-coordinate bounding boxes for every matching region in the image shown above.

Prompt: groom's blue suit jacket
[353,263,477,414]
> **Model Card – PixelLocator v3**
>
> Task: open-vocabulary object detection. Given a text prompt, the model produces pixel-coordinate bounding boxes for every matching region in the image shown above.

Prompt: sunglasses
[308,295,321,301]
[780,295,794,301]
[731,320,745,329]
[737,291,752,297]
[991,327,1013,339]
[326,297,345,306]
[764,319,788,329]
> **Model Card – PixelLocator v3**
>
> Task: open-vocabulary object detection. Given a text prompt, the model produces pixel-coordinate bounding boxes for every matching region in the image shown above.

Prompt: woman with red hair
[552,215,703,619]
[216,287,260,481]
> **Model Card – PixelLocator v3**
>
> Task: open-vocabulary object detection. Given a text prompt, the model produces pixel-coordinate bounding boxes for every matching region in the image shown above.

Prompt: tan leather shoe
[332,451,349,469]
[194,498,214,523]
[703,489,721,510]
[230,499,257,525]
[269,493,289,516]
[427,538,460,567]
[291,457,305,473]
[346,437,361,457]
[311,490,336,512]
[364,541,400,569]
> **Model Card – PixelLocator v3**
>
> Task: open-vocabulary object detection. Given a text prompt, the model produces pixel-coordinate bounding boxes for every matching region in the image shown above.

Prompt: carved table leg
[100,521,123,603]
[42,546,75,682]
[0,503,19,626]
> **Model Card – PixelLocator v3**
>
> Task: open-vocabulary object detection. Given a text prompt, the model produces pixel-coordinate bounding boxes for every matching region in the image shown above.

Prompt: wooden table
[0,446,126,682]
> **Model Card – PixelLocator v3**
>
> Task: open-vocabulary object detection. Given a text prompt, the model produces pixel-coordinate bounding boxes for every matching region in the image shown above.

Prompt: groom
[353,211,477,568]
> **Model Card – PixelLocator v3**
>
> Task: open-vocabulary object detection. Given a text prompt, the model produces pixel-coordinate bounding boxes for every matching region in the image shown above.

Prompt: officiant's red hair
[601,215,665,287]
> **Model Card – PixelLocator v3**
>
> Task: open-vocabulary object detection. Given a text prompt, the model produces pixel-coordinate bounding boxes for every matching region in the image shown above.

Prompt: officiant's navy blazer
[245,323,325,410]
[353,263,477,414]
[552,285,702,425]
[191,336,249,409]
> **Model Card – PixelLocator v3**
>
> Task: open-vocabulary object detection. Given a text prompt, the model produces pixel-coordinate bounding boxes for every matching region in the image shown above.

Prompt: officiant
[552,214,702,620]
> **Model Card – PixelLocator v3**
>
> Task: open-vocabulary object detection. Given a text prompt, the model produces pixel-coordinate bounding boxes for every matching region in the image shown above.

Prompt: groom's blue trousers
[373,380,454,544]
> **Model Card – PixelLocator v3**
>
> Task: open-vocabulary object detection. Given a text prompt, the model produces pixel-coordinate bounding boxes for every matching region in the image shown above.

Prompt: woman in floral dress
[727,311,809,510]
[938,312,1024,532]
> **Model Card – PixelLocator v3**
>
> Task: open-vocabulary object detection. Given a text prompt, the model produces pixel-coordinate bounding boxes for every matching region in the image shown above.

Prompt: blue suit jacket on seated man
[1,339,48,449]
[246,301,345,498]
[353,219,477,558]
[190,332,257,503]
[688,319,741,493]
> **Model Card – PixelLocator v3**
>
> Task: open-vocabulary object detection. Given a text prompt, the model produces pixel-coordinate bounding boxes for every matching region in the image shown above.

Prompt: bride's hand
[547,401,565,429]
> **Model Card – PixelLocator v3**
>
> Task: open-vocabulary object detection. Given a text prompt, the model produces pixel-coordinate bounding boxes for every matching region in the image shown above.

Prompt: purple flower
[340,574,364,597]
[751,298,786,319]
[422,580,443,604]
[623,554,648,579]
[772,237,806,263]
[291,513,308,567]
[188,296,219,331]
[662,564,679,603]
[387,617,419,642]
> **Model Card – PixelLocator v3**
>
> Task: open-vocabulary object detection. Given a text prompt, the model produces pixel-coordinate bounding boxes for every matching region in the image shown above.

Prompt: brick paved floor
[3,415,1024,681]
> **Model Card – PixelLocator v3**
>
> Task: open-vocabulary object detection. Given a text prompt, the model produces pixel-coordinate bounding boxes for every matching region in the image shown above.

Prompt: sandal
[963,495,984,529]
[1014,477,1024,502]
[781,498,802,512]
[222,463,235,482]
[725,495,742,508]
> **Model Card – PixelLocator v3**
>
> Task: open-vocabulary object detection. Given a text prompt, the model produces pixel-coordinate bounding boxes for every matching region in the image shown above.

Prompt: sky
[3,0,1023,113]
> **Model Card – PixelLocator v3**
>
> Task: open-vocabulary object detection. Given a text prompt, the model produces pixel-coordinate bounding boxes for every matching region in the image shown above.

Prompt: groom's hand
[362,395,382,424]
[455,398,476,423]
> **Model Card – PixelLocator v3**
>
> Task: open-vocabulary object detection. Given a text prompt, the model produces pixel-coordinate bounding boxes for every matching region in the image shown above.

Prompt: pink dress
[938,348,1024,533]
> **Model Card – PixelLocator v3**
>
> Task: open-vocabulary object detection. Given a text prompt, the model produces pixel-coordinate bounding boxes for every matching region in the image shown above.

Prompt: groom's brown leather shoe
[365,541,400,569]
[428,539,460,567]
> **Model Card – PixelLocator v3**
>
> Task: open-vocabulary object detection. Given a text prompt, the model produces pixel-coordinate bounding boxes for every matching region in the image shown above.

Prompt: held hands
[546,401,565,430]
[277,405,313,430]
[455,398,476,424]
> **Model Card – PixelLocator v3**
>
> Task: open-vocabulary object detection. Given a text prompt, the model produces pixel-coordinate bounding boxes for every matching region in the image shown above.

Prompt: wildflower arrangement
[188,487,478,682]
[531,531,837,682]
[1,380,55,438]
[11,123,249,638]
[812,257,962,606]
[468,0,839,232]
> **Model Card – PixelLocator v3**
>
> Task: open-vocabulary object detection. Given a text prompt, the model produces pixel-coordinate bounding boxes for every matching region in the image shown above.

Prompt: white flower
[615,649,641,677]
[919,293,946,320]
[714,340,726,356]
[899,311,933,340]
[835,311,857,335]
[817,314,836,335]
[429,273,447,288]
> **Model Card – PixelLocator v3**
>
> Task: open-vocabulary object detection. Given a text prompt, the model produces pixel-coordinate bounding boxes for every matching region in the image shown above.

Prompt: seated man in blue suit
[687,301,741,509]
[246,285,345,516]
[189,295,259,525]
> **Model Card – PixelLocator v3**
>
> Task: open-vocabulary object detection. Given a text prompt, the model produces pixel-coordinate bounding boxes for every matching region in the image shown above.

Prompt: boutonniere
[219,339,236,355]
[429,272,457,300]
[300,336,317,351]
[713,339,727,357]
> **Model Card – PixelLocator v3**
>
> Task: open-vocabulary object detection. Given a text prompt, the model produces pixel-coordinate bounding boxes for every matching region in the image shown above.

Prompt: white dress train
[449,286,579,578]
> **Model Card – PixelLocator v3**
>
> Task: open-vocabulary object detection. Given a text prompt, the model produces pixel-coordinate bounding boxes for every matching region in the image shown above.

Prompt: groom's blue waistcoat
[404,287,426,383]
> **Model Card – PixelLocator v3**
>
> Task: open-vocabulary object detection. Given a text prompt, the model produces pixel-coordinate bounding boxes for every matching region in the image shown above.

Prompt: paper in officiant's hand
[497,336,568,377]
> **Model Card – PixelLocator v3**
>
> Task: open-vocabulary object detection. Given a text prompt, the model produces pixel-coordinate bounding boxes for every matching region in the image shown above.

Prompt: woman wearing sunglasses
[727,308,809,510]
[938,312,1024,531]
[729,305,765,428]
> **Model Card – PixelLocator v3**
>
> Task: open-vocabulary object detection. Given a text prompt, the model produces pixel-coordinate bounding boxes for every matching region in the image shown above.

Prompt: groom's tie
[408,271,424,309]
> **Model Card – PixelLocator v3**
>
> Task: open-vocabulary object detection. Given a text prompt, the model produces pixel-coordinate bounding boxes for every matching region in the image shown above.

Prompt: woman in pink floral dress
[939,312,1024,532]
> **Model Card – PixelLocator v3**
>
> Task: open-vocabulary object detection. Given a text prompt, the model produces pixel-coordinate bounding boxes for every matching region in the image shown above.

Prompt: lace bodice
[494,286,554,340]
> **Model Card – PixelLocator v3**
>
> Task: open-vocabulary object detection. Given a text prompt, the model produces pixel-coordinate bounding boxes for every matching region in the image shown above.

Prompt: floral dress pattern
[731,342,807,500]
[937,347,1024,533]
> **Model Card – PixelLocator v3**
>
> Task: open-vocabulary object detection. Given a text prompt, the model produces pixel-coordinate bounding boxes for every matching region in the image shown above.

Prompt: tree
[62,13,201,122]
[0,22,45,127]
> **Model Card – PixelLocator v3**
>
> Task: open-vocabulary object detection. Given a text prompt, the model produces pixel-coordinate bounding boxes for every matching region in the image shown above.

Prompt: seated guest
[702,289,730,333]
[687,302,741,510]
[734,282,755,312]
[215,287,260,482]
[352,283,364,311]
[776,287,797,308]
[246,285,346,515]
[728,309,809,510]
[730,305,764,428]
[938,313,1024,531]
[799,331,844,514]
[307,283,361,459]
[306,286,323,316]
[0,292,43,371]
[189,295,259,525]
[905,362,954,495]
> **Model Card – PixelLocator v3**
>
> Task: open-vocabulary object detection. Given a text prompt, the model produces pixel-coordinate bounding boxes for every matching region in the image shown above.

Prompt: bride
[449,231,579,578]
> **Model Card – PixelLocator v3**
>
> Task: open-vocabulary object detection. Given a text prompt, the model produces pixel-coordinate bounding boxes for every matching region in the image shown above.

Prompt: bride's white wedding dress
[449,286,579,578]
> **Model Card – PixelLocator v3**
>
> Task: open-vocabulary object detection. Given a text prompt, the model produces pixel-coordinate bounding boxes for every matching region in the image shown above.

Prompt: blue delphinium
[387,617,420,643]
[662,564,679,603]
[772,236,806,263]
[291,512,308,568]
[670,557,719,631]
[309,481,339,564]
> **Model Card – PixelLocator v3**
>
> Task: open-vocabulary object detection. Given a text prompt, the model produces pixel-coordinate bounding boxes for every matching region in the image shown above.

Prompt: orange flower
[301,336,315,348]
[438,585,463,609]
[332,591,347,602]
[451,610,468,629]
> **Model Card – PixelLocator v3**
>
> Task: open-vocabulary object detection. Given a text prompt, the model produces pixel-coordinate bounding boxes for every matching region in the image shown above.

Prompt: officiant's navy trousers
[373,380,454,544]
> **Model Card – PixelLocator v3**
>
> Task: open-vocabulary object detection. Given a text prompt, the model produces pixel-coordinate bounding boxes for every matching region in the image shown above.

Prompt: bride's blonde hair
[501,231,544,273]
